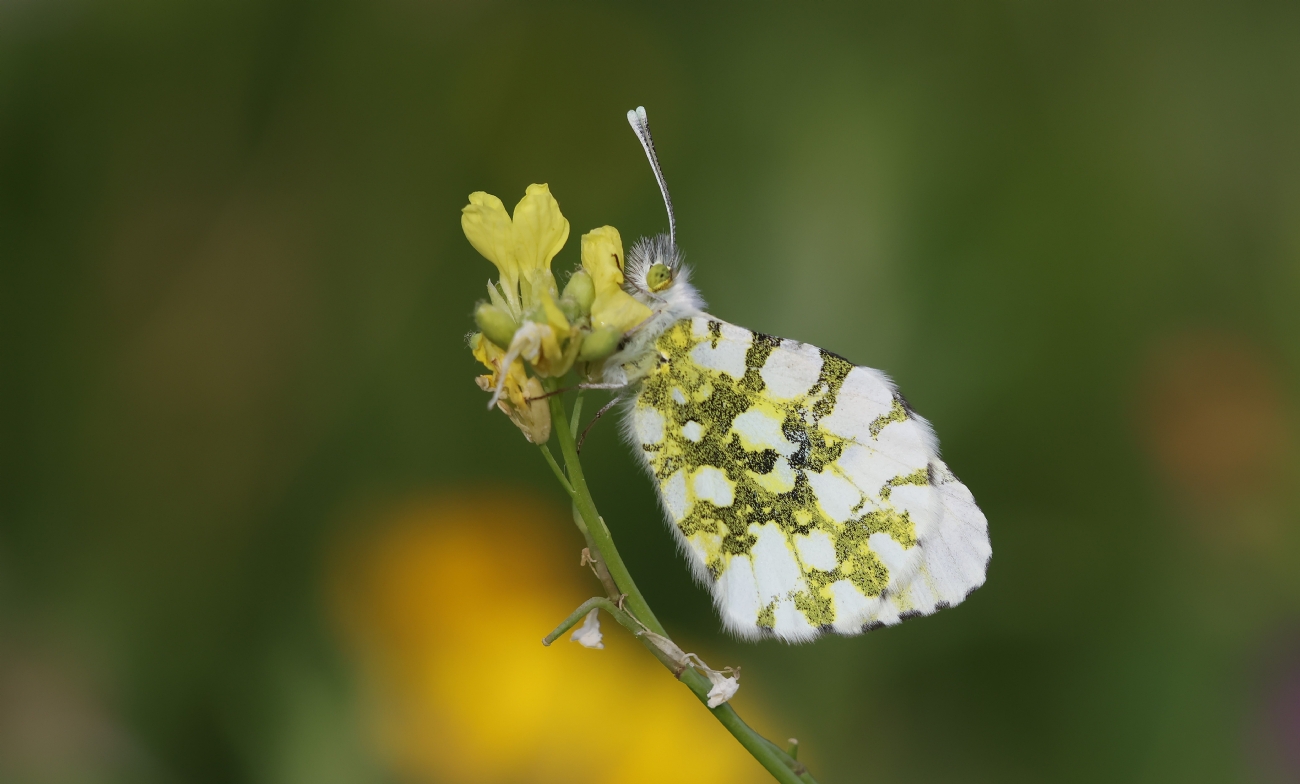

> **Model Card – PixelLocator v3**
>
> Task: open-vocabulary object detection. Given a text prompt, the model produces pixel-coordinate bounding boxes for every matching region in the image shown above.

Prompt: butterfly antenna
[626,106,676,246]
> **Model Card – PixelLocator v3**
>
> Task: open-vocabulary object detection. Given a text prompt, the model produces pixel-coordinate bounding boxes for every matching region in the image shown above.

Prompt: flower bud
[558,296,582,323]
[579,326,622,362]
[474,302,519,349]
[562,269,595,314]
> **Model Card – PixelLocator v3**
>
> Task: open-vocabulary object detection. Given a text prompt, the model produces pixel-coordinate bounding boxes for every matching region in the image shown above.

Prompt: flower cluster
[462,184,650,443]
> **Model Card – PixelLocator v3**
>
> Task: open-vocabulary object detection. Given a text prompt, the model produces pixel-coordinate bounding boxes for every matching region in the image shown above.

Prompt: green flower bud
[558,296,582,323]
[474,302,519,349]
[562,269,595,314]
[579,326,622,362]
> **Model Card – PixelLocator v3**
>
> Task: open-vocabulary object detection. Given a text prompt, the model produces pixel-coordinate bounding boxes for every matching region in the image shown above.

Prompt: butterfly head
[624,231,701,315]
[646,261,674,293]
[626,232,680,290]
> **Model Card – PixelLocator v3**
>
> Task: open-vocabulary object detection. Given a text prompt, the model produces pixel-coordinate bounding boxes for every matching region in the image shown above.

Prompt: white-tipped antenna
[626,106,676,246]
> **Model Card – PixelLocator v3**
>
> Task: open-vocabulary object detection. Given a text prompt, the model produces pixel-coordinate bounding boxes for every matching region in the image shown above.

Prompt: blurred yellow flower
[329,491,766,784]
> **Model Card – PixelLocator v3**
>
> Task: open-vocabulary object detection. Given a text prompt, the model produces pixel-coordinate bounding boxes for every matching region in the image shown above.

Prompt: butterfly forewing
[627,316,990,642]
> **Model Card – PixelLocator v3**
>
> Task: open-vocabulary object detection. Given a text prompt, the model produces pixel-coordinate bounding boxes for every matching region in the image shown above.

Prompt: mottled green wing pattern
[627,316,990,641]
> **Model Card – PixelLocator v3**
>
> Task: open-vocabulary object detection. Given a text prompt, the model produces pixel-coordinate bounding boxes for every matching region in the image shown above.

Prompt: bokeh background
[3,2,1300,782]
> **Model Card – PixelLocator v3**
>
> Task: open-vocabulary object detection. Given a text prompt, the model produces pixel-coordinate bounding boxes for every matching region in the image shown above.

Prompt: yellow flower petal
[519,268,561,317]
[537,290,571,342]
[507,321,569,379]
[501,373,552,444]
[512,184,570,275]
[581,226,651,334]
[471,331,509,382]
[462,193,520,308]
[580,226,625,291]
[471,333,550,444]
[591,292,652,335]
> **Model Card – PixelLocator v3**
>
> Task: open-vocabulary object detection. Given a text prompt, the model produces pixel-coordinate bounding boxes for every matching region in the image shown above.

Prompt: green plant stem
[569,392,584,438]
[542,597,687,673]
[570,505,621,600]
[539,445,574,496]
[546,391,663,634]
[542,386,817,784]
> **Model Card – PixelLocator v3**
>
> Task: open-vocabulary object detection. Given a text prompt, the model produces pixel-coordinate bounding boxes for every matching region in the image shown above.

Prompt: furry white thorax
[596,233,705,388]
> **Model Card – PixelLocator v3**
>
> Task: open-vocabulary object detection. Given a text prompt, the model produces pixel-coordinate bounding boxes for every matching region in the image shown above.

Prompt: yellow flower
[581,226,652,335]
[471,333,551,444]
[329,491,765,784]
[462,184,570,322]
[463,185,586,402]
[462,186,644,425]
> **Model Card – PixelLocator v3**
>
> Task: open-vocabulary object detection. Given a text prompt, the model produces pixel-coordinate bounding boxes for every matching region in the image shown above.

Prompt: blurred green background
[3,1,1299,782]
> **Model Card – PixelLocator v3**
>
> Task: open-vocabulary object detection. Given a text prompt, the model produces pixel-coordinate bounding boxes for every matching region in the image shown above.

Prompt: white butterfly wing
[626,315,990,642]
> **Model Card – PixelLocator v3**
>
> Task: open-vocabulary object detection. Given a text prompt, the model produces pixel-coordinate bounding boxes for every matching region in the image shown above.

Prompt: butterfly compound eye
[647,262,674,292]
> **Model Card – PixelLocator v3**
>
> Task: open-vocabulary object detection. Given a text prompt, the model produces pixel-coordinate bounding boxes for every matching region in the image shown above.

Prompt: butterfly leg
[524,384,577,402]
[524,381,627,404]
[576,396,623,453]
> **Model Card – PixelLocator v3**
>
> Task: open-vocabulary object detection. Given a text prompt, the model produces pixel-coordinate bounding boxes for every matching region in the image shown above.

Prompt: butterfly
[593,107,990,642]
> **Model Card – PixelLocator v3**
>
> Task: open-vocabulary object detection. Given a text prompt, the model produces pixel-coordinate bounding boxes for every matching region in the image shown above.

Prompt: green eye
[647,263,673,292]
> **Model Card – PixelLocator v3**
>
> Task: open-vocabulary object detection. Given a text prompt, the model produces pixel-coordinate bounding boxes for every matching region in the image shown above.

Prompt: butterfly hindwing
[627,316,990,642]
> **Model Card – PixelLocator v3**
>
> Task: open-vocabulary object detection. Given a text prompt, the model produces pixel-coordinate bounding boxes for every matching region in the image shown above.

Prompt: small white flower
[570,608,604,649]
[705,669,740,708]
